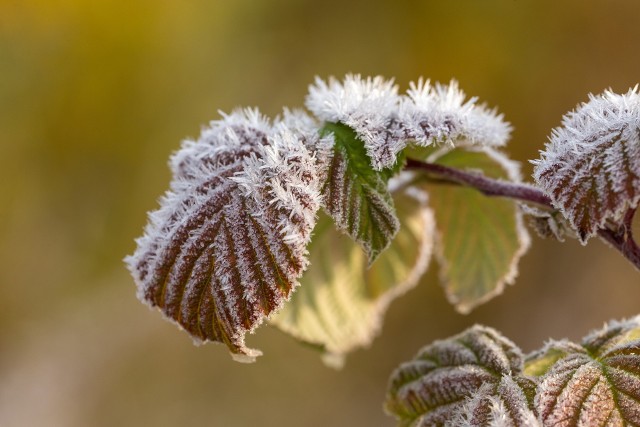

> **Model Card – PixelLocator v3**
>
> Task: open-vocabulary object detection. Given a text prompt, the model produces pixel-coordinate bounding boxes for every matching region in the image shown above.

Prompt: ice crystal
[399,79,511,149]
[533,87,640,242]
[306,75,512,171]
[126,108,328,361]
[306,74,403,170]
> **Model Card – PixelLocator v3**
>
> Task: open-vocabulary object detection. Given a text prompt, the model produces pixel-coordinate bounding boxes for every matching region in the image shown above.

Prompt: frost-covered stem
[405,157,552,206]
[405,157,640,271]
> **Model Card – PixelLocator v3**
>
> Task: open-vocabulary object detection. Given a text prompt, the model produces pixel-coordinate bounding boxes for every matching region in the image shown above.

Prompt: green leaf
[413,147,531,314]
[320,122,401,264]
[385,325,537,426]
[535,316,640,426]
[524,340,583,377]
[270,190,433,367]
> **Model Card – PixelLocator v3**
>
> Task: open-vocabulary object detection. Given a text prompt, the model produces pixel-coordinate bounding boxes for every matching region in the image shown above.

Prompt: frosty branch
[404,156,640,270]
[127,75,640,426]
[404,157,553,206]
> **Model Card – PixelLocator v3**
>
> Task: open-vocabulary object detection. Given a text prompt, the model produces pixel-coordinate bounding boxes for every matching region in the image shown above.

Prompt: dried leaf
[270,189,434,367]
[385,325,536,426]
[533,87,640,242]
[126,109,327,362]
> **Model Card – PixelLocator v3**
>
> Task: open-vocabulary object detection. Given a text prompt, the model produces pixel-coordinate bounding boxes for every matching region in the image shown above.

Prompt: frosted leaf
[524,340,584,377]
[453,376,540,427]
[319,122,401,264]
[411,147,530,314]
[125,108,326,361]
[306,75,511,171]
[278,108,335,178]
[306,74,403,170]
[533,87,640,242]
[399,79,512,149]
[270,188,434,367]
[385,325,536,426]
[535,316,640,426]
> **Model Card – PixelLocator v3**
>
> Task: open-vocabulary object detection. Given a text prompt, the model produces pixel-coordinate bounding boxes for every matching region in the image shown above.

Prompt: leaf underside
[270,190,434,366]
[414,147,530,313]
[320,122,400,264]
[385,325,536,427]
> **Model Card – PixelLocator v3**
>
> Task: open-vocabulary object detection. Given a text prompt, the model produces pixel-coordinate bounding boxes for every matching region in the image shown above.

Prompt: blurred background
[1,0,640,425]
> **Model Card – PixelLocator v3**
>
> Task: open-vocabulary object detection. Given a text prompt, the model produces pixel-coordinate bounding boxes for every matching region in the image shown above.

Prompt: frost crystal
[306,74,402,170]
[126,108,328,361]
[306,75,512,171]
[533,87,640,242]
[400,79,512,149]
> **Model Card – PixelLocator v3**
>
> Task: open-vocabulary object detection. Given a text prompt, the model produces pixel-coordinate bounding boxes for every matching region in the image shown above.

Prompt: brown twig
[404,157,640,271]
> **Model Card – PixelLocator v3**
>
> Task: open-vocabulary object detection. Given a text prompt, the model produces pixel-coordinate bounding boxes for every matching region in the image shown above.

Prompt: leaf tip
[230,348,263,364]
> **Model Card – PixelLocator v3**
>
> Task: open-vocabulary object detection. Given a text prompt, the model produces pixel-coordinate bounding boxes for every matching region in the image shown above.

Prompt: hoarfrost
[533,86,640,242]
[125,108,326,361]
[306,75,512,171]
[385,325,536,426]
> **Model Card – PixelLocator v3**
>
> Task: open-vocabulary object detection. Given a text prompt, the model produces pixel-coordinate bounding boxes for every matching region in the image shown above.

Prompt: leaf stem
[405,158,552,206]
[405,157,640,271]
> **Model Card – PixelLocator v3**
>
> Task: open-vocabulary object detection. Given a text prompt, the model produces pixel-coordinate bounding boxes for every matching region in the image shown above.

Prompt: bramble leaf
[270,189,434,367]
[523,340,583,377]
[385,325,537,426]
[125,109,327,362]
[413,147,530,313]
[306,75,512,171]
[535,316,640,426]
[320,122,401,264]
[533,88,640,242]
[453,375,540,427]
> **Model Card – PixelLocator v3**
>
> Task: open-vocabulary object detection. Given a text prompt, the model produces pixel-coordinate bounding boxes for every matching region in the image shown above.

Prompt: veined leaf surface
[414,147,530,313]
[535,316,640,426]
[320,122,400,264]
[270,190,433,367]
[533,88,640,242]
[385,325,536,427]
[126,110,325,361]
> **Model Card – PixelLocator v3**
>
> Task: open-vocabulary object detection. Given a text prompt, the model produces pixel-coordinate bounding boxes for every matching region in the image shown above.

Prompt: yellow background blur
[2,1,640,426]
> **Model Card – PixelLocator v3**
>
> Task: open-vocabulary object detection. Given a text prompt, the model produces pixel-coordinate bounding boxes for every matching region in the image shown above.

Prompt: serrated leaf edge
[432,147,532,314]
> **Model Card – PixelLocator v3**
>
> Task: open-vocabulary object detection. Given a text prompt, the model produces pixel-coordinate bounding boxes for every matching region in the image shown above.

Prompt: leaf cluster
[386,317,640,426]
[126,75,640,367]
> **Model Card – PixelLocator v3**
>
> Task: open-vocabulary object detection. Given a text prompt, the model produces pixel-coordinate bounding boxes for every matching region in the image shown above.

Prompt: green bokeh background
[2,1,640,425]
